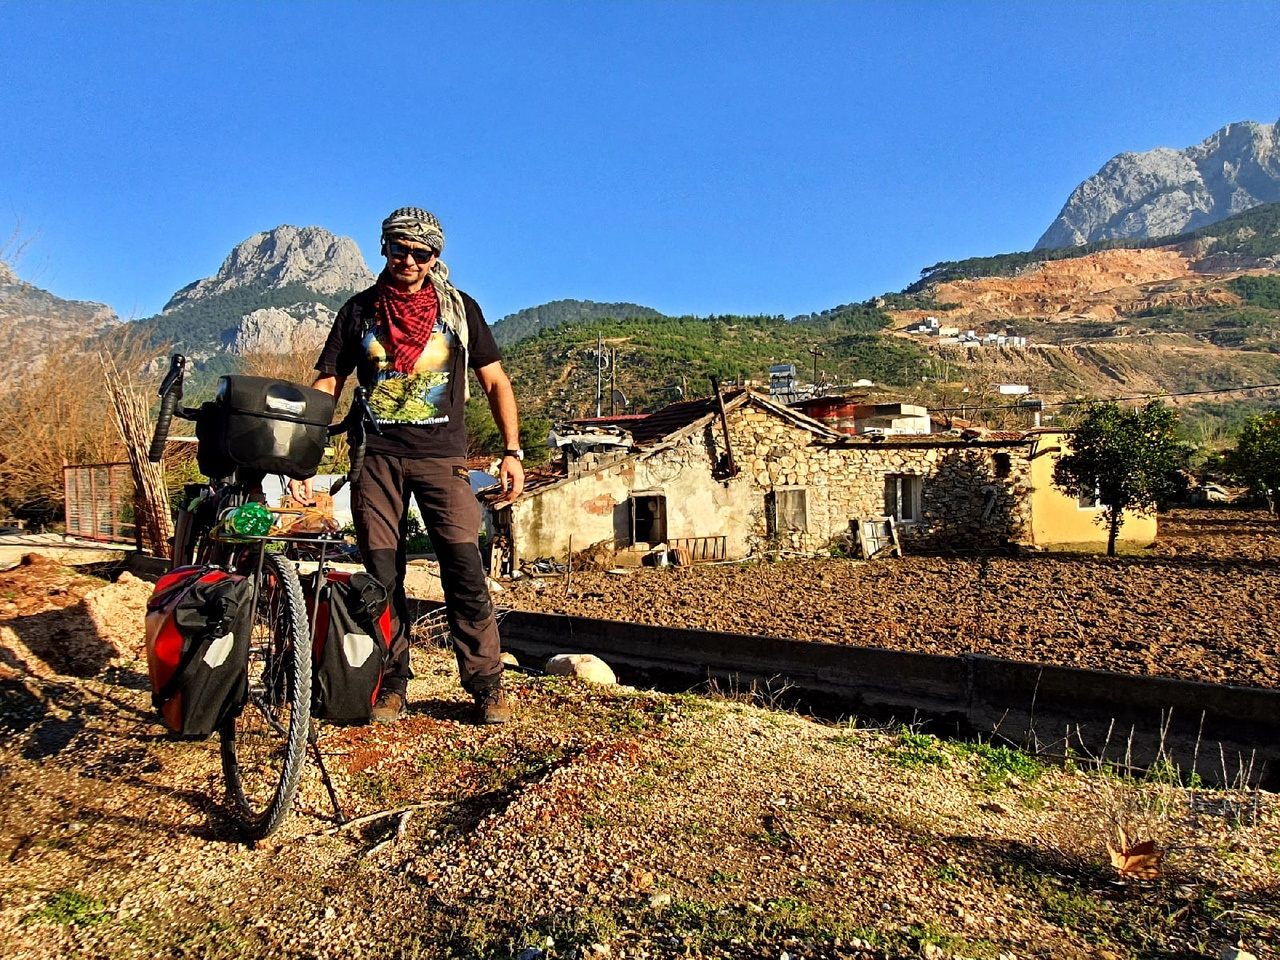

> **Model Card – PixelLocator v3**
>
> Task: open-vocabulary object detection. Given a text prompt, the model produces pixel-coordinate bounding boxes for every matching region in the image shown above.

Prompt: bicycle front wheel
[221,551,312,840]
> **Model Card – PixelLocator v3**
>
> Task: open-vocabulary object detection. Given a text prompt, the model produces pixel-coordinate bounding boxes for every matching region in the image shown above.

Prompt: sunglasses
[386,241,436,263]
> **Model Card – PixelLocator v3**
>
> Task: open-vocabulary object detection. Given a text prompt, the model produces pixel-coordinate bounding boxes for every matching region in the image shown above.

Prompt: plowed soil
[504,509,1280,689]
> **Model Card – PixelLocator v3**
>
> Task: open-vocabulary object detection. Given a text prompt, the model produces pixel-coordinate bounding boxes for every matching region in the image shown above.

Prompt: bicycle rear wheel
[220,551,312,840]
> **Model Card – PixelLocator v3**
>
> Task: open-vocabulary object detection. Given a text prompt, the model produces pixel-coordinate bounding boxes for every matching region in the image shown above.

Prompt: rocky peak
[0,260,119,387]
[0,260,117,330]
[1036,119,1280,249]
[163,225,374,311]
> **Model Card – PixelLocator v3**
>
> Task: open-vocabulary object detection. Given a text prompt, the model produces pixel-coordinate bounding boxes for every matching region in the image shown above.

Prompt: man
[289,207,524,724]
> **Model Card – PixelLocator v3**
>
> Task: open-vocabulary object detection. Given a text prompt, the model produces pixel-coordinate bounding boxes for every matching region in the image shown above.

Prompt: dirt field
[0,509,1277,959]
[503,509,1280,690]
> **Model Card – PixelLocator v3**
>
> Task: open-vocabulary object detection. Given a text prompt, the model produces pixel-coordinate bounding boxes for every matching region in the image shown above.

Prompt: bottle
[229,501,273,537]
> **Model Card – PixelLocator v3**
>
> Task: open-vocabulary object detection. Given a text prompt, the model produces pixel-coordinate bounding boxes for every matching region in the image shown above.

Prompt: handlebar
[148,353,381,489]
[148,354,187,462]
[328,386,380,487]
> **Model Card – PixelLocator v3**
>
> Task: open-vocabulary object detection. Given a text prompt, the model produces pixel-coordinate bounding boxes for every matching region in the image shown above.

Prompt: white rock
[647,891,672,908]
[1221,949,1258,960]
[544,653,617,685]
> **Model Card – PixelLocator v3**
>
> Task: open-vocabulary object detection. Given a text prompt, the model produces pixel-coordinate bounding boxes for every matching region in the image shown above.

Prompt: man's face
[384,238,437,289]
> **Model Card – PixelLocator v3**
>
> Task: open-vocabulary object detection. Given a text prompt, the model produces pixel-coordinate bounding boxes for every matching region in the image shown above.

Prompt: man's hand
[497,455,525,503]
[287,477,316,506]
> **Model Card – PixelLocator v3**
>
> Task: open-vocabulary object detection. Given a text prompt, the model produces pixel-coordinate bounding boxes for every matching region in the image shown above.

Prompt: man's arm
[311,374,345,397]
[287,375,346,503]
[474,360,524,502]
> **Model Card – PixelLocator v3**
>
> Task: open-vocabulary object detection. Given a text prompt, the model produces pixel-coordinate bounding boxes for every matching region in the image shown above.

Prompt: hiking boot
[371,690,407,724]
[474,683,513,725]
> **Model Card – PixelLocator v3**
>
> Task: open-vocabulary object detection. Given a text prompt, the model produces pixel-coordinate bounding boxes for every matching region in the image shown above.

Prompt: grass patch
[23,889,109,927]
[951,741,1046,792]
[880,727,951,769]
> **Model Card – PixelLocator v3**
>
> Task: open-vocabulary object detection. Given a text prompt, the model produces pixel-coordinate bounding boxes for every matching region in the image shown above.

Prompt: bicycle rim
[220,551,312,840]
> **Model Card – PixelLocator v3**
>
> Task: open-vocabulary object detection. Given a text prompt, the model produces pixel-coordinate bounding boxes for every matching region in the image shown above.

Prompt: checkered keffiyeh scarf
[375,261,471,376]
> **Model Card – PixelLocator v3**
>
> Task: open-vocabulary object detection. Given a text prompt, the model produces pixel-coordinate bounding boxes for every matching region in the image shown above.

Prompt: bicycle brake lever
[354,386,382,436]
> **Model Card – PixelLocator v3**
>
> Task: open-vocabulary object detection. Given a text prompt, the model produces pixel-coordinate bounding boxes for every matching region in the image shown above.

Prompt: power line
[929,381,1280,415]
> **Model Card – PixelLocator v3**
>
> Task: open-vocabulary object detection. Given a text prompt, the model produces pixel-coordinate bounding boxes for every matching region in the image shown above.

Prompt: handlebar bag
[145,566,254,738]
[196,376,336,480]
[305,570,391,723]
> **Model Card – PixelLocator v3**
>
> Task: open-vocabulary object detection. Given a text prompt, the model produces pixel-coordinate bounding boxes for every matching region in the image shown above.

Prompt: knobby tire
[220,551,312,840]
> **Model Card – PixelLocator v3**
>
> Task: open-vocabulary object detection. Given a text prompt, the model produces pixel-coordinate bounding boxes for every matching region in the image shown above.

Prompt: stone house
[482,389,1154,568]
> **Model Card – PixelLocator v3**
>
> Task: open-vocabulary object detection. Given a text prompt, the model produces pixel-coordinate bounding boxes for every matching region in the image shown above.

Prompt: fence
[63,462,136,544]
[668,535,728,562]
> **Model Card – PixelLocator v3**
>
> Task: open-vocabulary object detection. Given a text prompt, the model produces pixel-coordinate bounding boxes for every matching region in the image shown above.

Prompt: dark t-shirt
[315,283,502,458]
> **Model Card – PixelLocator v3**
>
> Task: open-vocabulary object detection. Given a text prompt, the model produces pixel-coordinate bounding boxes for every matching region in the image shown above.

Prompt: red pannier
[307,570,391,723]
[145,566,254,737]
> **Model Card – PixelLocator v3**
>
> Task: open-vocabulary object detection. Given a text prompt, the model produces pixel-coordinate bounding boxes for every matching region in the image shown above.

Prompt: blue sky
[2,0,1278,324]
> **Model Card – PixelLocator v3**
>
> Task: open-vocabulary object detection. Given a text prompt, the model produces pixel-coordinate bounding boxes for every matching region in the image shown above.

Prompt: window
[993,453,1011,479]
[630,493,667,545]
[884,474,921,523]
[1077,483,1103,509]
[767,487,808,535]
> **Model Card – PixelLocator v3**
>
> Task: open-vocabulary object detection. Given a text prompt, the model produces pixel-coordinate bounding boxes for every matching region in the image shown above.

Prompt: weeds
[880,726,951,769]
[701,672,797,711]
[22,889,109,927]
[952,740,1046,792]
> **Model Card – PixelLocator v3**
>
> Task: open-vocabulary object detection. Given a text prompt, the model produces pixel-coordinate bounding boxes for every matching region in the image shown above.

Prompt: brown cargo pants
[351,453,502,695]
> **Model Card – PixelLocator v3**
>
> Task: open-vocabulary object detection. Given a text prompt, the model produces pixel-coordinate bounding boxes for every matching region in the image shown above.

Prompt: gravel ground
[502,510,1280,689]
[0,510,1277,959]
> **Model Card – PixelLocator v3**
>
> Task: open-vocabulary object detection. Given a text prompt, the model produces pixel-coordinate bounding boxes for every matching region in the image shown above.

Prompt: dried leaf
[1106,826,1163,880]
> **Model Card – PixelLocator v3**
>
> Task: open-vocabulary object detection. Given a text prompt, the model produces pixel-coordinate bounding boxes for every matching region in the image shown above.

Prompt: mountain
[1036,119,1280,249]
[163,225,372,310]
[0,259,119,381]
[916,199,1280,291]
[136,225,374,363]
[491,299,665,347]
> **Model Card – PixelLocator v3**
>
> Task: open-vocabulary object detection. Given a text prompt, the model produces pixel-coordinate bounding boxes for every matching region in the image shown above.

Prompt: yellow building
[1024,430,1158,550]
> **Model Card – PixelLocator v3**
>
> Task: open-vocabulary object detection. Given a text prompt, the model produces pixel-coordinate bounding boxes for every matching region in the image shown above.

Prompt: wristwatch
[503,448,524,461]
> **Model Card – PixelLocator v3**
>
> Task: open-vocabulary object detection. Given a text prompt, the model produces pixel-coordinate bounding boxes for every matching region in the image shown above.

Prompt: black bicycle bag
[145,565,254,738]
[306,570,391,723]
[196,376,336,480]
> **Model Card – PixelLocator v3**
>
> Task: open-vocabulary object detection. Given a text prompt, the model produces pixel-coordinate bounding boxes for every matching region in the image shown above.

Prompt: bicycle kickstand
[309,726,346,826]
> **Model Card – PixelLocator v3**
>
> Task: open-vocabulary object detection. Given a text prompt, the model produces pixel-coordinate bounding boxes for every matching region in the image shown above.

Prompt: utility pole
[595,331,603,417]
[610,348,618,415]
[808,344,824,388]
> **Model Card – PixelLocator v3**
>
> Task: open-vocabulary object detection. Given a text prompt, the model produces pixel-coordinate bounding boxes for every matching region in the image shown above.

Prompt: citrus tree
[1224,410,1280,513]
[1052,399,1187,555]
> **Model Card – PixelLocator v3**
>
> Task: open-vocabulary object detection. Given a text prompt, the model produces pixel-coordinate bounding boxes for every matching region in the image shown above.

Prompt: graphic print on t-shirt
[363,324,454,425]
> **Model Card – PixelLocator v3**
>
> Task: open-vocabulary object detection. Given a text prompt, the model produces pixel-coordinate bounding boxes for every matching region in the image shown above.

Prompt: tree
[1052,399,1187,555]
[1224,410,1280,512]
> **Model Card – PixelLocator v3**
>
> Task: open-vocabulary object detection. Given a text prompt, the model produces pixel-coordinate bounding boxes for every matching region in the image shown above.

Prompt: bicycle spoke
[220,552,311,840]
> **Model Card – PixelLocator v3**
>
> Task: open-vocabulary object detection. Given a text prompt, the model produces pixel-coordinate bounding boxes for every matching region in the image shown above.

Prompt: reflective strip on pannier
[145,566,254,737]
[196,376,337,480]
[307,570,391,723]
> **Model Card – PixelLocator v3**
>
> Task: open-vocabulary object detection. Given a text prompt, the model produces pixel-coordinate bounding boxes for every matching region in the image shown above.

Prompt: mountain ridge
[1037,119,1280,249]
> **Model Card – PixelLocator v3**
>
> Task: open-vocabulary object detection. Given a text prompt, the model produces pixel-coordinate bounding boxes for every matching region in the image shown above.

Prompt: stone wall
[719,404,1034,555]
[506,400,1037,562]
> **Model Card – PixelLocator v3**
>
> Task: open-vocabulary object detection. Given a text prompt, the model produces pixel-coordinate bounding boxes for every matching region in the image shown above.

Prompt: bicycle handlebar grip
[347,422,367,486]
[148,355,187,463]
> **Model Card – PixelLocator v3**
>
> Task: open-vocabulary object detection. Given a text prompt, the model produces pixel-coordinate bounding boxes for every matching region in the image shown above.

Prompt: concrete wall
[1026,433,1159,548]
[457,604,1278,789]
